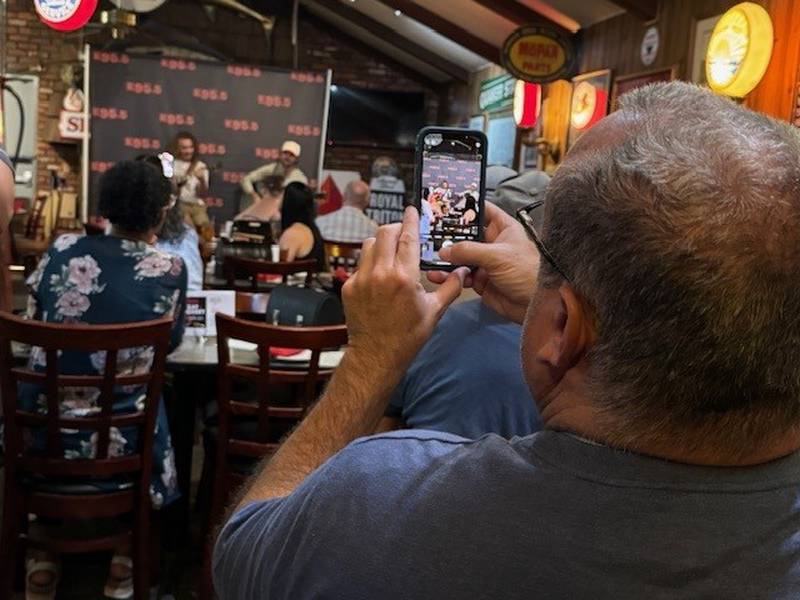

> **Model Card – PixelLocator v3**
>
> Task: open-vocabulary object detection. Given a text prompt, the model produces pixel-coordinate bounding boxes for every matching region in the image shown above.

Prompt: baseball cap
[489,169,550,222]
[485,165,518,197]
[281,140,301,157]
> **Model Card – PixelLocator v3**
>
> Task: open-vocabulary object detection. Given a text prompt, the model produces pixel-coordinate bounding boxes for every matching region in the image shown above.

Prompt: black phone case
[413,126,488,271]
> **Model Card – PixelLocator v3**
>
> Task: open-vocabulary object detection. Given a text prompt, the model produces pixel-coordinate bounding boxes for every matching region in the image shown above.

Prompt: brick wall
[4,0,83,196]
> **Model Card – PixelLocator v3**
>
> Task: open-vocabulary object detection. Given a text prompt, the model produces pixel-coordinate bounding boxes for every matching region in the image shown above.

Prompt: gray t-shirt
[214,429,800,599]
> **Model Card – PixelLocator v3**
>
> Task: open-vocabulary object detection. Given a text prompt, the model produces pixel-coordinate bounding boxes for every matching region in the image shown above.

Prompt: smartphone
[414,126,487,271]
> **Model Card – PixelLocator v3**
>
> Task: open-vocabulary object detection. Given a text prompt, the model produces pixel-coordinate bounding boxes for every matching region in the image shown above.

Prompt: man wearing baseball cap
[241,140,308,208]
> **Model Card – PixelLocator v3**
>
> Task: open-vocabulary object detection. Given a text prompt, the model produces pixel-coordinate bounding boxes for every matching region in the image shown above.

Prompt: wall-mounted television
[327,85,426,149]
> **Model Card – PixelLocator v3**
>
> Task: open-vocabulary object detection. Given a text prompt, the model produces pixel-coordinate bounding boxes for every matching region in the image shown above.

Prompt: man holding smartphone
[214,83,800,598]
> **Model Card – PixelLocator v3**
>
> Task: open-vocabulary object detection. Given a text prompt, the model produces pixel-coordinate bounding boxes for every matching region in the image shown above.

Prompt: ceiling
[303,0,629,84]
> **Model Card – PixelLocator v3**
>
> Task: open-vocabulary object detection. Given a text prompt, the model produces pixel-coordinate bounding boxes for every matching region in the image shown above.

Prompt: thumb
[431,267,468,317]
[439,241,496,269]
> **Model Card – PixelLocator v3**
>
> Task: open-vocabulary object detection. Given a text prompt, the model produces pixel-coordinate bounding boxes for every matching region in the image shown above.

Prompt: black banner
[88,50,329,224]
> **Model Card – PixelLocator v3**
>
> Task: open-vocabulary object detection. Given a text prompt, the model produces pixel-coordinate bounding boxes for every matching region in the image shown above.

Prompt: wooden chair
[223,255,317,291]
[13,192,50,274]
[0,313,173,600]
[199,313,348,599]
[323,240,362,275]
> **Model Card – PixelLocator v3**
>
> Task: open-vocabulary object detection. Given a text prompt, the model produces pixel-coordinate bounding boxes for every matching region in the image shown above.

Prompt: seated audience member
[235,174,284,223]
[20,160,187,599]
[315,179,378,243]
[214,83,800,597]
[156,189,204,291]
[0,145,14,311]
[385,170,550,439]
[278,182,325,269]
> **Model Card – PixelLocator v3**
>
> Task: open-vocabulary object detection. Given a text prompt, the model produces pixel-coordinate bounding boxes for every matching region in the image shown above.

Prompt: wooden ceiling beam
[609,0,659,21]
[374,0,500,64]
[310,0,470,81]
[301,7,442,90]
[470,0,571,36]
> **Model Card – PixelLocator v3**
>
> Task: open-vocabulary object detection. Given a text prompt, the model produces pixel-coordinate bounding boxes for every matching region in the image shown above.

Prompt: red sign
[35,0,98,31]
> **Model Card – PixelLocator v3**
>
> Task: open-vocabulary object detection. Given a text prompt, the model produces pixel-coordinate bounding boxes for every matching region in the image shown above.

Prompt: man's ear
[536,284,594,372]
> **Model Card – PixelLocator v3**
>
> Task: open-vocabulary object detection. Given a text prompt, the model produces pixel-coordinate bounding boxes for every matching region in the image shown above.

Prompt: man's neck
[542,381,800,467]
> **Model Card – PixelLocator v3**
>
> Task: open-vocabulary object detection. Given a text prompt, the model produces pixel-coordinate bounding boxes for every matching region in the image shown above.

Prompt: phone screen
[418,129,486,269]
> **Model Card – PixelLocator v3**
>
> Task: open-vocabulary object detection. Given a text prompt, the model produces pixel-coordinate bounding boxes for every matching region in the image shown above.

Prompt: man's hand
[231,207,466,508]
[428,203,539,324]
[343,206,467,370]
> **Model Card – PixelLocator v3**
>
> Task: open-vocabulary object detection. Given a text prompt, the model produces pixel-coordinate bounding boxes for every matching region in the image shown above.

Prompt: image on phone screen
[419,132,483,267]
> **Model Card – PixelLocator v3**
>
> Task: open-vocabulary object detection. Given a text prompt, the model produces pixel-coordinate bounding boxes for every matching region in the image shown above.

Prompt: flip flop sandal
[103,555,134,599]
[25,558,61,600]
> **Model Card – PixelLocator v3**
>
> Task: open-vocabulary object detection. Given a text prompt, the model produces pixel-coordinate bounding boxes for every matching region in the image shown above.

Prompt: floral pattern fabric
[19,234,187,508]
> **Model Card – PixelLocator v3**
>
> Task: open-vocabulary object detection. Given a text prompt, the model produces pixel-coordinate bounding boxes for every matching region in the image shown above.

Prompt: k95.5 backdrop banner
[88,50,330,224]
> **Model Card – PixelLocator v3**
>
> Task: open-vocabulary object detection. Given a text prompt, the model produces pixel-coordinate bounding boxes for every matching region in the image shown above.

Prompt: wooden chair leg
[199,466,230,600]
[0,476,21,598]
[133,501,151,600]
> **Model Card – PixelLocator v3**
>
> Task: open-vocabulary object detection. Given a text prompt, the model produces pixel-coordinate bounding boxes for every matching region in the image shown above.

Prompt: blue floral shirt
[22,233,187,507]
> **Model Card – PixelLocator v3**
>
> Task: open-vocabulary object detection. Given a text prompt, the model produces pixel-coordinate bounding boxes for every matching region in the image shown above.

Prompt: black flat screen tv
[327,86,426,149]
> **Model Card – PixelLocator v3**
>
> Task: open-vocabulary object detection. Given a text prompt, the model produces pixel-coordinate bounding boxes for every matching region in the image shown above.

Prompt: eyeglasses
[157,151,175,179]
[515,200,572,283]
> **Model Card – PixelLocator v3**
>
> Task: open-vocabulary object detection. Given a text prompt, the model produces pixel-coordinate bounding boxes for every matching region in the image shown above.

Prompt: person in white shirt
[170,131,210,228]
[241,140,308,209]
[315,180,378,243]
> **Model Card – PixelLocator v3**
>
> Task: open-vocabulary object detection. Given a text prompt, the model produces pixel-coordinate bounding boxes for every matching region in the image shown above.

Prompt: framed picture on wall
[610,65,678,111]
[567,69,612,150]
[691,14,723,84]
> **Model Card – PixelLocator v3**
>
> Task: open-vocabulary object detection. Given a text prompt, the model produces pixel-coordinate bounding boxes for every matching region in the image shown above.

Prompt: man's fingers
[483,203,519,242]
[358,237,376,272]
[396,206,420,268]
[372,223,402,269]
[431,267,468,316]
[439,240,497,269]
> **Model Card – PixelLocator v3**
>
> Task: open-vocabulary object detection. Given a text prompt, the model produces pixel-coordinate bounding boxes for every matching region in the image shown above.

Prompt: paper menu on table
[185,290,236,336]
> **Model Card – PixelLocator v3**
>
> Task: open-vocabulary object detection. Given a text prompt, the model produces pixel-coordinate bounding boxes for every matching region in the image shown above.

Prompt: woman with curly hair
[20,159,187,599]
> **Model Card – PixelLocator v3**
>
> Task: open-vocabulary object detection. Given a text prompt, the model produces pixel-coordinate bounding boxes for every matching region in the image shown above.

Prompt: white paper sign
[185,290,236,336]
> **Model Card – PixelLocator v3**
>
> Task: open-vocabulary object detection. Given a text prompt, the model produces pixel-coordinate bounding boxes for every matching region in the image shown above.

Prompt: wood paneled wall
[578,0,800,122]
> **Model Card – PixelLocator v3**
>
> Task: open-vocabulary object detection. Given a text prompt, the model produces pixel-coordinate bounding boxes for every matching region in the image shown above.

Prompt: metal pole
[81,43,90,222]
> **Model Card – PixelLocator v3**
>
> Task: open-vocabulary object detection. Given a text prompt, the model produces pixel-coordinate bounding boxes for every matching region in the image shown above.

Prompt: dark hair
[262,174,284,196]
[281,182,317,231]
[99,160,171,233]
[541,81,800,455]
[170,131,198,162]
[159,197,187,242]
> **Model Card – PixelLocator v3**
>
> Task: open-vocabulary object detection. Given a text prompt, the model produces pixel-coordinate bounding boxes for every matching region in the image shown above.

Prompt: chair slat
[12,369,151,387]
[97,349,119,460]
[15,411,145,429]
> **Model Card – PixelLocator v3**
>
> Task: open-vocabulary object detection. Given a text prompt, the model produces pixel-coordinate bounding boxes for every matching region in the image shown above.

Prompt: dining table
[163,334,345,535]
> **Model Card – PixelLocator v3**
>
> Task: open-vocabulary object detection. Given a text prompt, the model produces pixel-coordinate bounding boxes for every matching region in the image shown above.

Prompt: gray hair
[541,81,800,454]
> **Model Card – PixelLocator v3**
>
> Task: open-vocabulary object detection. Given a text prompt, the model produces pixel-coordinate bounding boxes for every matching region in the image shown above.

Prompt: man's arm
[240,163,274,196]
[235,207,467,507]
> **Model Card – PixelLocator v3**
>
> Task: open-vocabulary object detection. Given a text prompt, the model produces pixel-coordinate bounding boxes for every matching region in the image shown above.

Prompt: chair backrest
[215,313,348,459]
[323,240,362,275]
[24,193,48,240]
[223,255,317,290]
[0,312,173,483]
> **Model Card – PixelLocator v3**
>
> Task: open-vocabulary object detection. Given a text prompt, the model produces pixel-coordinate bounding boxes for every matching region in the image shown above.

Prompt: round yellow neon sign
[705,2,773,98]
